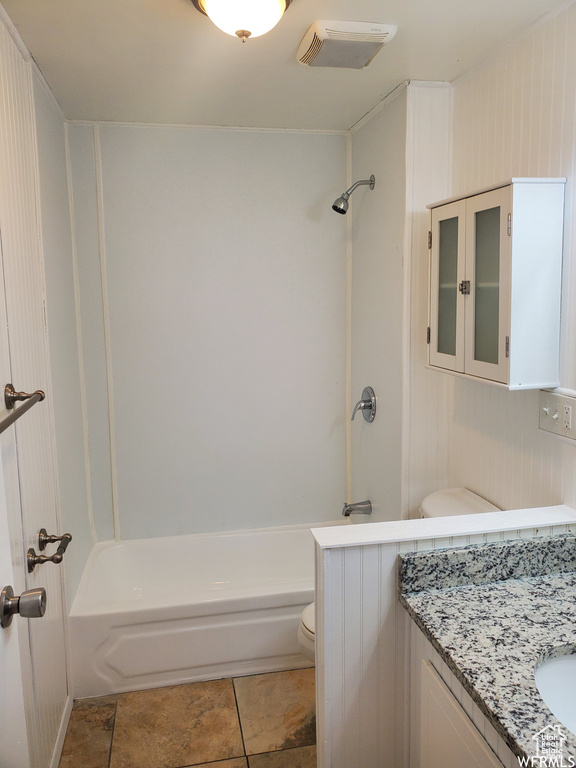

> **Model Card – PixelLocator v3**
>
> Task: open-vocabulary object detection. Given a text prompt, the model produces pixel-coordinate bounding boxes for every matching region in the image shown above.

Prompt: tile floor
[58,668,316,768]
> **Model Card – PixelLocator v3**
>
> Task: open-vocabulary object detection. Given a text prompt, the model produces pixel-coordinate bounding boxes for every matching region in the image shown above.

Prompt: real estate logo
[517,724,575,767]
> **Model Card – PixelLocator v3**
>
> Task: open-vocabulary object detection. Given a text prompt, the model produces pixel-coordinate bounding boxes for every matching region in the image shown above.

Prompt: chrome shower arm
[343,175,375,196]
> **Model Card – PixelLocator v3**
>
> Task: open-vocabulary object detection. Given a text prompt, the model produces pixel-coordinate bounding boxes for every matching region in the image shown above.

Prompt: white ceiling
[1,0,568,131]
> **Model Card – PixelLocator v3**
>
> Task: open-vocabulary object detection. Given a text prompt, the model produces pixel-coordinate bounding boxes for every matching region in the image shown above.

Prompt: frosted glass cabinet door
[464,187,510,384]
[429,200,466,372]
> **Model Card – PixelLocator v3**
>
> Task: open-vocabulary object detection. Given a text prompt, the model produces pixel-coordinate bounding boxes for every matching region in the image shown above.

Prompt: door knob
[0,585,47,628]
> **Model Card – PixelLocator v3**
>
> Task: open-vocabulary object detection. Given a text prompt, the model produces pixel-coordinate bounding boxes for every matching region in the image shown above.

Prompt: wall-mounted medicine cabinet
[427,178,565,389]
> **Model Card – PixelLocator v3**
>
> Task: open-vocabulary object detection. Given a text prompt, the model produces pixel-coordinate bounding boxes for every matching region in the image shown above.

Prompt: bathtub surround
[399,535,576,760]
[32,76,93,595]
[348,87,408,520]
[67,123,348,542]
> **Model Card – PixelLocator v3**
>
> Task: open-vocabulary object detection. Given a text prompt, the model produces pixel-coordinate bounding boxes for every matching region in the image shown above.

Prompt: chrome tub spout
[342,500,372,517]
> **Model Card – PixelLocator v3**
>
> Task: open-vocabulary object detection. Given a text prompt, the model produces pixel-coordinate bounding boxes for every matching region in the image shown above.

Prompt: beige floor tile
[234,669,316,756]
[109,678,244,768]
[58,695,117,768]
[187,759,248,768]
[248,745,316,768]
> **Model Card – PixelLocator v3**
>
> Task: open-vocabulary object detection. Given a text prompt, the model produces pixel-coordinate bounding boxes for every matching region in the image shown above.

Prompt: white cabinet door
[429,200,466,373]
[420,660,504,768]
[463,186,511,384]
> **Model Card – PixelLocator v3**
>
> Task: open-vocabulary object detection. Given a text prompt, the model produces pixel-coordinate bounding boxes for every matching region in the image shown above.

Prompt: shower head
[332,193,350,214]
[332,175,375,214]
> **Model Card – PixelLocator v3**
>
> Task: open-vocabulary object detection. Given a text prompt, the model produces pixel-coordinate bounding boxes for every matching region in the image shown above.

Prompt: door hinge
[427,327,431,344]
[507,213,511,236]
[459,280,471,295]
[506,336,510,358]
[428,230,432,250]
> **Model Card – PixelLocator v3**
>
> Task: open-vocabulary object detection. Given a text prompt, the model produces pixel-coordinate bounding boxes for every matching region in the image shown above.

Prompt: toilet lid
[301,602,315,634]
[420,487,500,517]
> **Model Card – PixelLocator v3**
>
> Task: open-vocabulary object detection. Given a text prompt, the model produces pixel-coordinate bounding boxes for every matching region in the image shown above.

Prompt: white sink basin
[535,652,576,736]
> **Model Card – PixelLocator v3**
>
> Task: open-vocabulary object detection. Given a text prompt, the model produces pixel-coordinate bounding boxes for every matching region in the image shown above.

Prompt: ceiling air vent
[297,21,397,69]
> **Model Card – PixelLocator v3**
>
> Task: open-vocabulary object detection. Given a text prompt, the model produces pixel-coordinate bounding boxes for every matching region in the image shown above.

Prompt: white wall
[420,2,576,514]
[68,124,349,539]
[32,73,93,602]
[349,89,407,521]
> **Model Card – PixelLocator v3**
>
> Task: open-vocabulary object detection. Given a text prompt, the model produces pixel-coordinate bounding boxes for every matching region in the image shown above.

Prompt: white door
[0,222,69,767]
[0,441,31,767]
[0,18,70,764]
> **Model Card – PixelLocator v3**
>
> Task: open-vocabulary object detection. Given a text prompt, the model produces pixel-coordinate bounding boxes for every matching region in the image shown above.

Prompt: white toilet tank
[420,487,500,518]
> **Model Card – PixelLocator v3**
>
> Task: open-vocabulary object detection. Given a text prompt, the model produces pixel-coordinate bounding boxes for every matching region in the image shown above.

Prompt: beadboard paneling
[316,517,576,768]
[434,3,576,513]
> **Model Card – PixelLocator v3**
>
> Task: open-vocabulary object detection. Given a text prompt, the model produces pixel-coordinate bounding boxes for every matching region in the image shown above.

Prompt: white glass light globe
[202,0,287,40]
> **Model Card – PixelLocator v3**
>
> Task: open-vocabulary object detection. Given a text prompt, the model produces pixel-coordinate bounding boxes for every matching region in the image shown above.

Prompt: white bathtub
[69,522,328,698]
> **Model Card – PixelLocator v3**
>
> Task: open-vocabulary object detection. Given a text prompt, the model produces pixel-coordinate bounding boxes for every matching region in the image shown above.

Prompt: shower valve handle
[351,387,376,422]
[351,400,370,419]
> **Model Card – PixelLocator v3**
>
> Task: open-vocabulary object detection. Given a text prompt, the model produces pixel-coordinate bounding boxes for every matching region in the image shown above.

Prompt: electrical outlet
[539,390,576,440]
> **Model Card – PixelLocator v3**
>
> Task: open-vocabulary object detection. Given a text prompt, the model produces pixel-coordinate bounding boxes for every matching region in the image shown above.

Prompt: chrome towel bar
[0,383,45,435]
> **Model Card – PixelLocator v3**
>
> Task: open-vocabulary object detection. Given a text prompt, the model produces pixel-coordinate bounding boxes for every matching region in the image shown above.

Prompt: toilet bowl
[297,487,500,663]
[297,601,315,662]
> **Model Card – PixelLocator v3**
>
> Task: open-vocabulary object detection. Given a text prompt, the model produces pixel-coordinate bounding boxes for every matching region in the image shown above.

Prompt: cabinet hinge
[427,327,431,344]
[506,336,510,358]
[428,230,432,250]
[507,213,511,236]
[459,280,471,295]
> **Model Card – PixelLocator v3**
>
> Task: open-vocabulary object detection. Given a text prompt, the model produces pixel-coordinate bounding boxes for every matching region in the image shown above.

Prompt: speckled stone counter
[399,534,576,760]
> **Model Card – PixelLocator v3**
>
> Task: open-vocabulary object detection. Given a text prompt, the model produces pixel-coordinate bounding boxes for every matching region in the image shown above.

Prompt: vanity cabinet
[407,617,518,768]
[428,178,565,388]
[420,660,504,768]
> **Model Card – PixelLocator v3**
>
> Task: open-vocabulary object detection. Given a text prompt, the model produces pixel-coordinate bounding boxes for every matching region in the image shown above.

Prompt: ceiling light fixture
[191,0,294,43]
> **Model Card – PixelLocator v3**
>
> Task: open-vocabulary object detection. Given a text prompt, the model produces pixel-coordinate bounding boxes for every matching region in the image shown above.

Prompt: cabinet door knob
[458,280,471,295]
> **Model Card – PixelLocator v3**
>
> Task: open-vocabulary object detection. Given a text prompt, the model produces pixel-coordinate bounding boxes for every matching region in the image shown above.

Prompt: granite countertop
[398,534,576,760]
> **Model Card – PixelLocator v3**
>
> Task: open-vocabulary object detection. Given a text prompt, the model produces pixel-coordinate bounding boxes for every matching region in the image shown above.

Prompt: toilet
[297,488,500,663]
[419,487,500,518]
[297,601,316,662]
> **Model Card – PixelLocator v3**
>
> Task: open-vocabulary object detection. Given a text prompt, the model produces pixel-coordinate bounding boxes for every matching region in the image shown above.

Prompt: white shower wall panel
[32,77,93,602]
[67,124,115,542]
[70,125,348,538]
[350,89,407,522]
